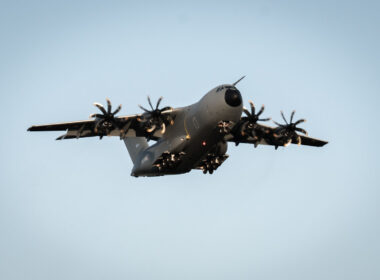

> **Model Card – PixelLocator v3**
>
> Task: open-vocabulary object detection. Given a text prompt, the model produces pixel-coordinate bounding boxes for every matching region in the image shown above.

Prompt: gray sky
[1,1,379,279]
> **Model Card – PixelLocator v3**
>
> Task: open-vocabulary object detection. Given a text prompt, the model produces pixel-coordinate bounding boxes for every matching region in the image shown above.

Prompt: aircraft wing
[291,134,327,147]
[28,110,179,140]
[224,123,328,148]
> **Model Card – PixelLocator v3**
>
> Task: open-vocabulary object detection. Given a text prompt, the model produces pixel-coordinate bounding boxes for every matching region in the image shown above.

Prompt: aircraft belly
[177,124,221,170]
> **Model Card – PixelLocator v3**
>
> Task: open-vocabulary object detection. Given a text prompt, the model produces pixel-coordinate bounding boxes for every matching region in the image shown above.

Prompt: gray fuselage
[131,84,243,177]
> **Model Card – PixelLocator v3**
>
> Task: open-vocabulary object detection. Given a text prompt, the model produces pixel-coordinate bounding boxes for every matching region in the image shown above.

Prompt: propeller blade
[295,127,308,135]
[94,103,107,115]
[156,96,163,110]
[106,98,112,114]
[284,138,292,147]
[258,117,271,122]
[243,108,251,118]
[294,119,306,125]
[138,105,150,113]
[257,105,264,117]
[273,120,284,127]
[112,104,122,115]
[146,124,156,133]
[90,113,104,119]
[249,101,255,115]
[160,106,172,113]
[290,110,295,123]
[161,123,166,134]
[280,111,288,124]
[161,109,172,115]
[297,135,302,145]
[147,96,154,110]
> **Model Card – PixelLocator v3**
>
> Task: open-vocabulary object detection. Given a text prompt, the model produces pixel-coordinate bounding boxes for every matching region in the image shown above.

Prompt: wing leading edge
[28,115,136,140]
[224,122,328,148]
[28,111,179,140]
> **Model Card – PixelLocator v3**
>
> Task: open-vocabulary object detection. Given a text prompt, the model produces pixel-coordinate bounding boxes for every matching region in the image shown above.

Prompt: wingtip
[315,139,329,147]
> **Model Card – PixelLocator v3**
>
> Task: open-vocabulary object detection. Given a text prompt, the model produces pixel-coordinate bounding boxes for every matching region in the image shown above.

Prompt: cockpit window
[216,85,233,92]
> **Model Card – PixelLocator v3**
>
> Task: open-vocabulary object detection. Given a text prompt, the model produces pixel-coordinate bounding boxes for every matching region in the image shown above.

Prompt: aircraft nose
[225,88,242,107]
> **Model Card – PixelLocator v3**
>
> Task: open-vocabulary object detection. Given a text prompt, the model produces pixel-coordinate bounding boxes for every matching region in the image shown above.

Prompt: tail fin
[123,137,149,165]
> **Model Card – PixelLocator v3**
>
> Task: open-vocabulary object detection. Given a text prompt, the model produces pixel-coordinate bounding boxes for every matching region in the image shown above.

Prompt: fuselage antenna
[232,76,246,86]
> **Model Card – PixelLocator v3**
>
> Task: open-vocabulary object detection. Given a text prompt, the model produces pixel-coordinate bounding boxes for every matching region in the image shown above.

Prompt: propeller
[273,110,307,145]
[242,101,271,124]
[138,96,173,134]
[90,98,122,133]
[240,101,271,138]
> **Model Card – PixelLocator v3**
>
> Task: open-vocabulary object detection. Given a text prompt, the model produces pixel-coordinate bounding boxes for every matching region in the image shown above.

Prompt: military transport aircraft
[28,77,327,177]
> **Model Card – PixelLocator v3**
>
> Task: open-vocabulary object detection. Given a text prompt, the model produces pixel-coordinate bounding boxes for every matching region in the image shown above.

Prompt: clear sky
[1,1,379,279]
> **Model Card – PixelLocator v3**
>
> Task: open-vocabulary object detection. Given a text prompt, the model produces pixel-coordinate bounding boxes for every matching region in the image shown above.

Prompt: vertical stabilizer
[124,137,149,165]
